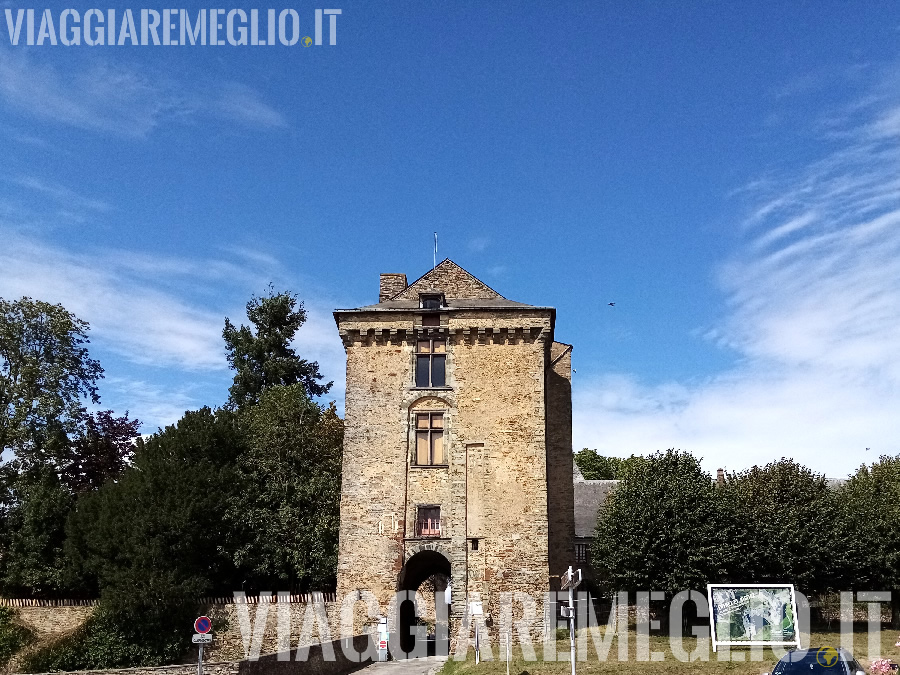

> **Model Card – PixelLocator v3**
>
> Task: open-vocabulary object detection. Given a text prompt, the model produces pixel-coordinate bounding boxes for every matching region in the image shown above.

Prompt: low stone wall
[14,606,96,639]
[201,601,343,663]
[21,663,239,675]
[2,601,346,666]
[239,635,374,675]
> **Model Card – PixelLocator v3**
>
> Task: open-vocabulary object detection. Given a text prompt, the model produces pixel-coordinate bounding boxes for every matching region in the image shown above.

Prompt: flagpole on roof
[433,232,437,270]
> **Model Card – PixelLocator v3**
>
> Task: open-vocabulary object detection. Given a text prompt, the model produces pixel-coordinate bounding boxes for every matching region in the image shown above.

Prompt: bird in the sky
[608,302,615,307]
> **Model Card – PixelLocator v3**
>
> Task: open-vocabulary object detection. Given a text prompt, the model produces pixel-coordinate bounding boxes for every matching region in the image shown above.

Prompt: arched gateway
[395,548,452,656]
[334,260,575,647]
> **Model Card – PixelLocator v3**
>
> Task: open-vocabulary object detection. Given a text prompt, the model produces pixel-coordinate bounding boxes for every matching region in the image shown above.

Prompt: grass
[439,626,900,675]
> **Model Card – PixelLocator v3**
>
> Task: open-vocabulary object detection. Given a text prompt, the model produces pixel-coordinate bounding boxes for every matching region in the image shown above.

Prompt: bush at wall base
[19,604,192,672]
[0,606,33,669]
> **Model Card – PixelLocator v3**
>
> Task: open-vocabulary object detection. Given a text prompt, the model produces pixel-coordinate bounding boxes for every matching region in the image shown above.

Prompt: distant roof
[574,479,619,538]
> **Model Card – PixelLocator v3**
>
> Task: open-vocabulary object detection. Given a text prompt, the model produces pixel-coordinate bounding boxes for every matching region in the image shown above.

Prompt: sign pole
[475,619,479,665]
[193,614,212,675]
[506,630,510,675]
[568,574,575,675]
[561,566,582,675]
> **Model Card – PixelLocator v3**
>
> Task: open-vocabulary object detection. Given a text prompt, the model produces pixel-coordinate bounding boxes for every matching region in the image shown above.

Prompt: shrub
[0,606,33,669]
[19,604,191,672]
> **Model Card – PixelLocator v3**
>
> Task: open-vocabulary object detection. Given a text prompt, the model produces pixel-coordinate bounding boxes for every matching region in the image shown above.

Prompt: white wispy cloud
[468,236,490,253]
[0,49,286,138]
[0,233,230,370]
[574,90,900,477]
[103,377,206,432]
[7,175,112,212]
[0,232,347,429]
[213,82,287,129]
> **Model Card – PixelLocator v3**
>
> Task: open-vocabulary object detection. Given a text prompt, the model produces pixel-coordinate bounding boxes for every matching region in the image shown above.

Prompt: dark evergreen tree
[229,384,342,591]
[223,287,332,408]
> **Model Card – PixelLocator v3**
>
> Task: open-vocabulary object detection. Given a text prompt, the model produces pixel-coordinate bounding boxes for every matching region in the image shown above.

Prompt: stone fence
[0,595,337,608]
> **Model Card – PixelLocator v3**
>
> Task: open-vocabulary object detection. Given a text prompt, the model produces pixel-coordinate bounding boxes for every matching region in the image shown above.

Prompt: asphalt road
[355,656,448,675]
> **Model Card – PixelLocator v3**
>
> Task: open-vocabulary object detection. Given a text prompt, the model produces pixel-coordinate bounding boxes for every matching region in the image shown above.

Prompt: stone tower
[334,260,574,642]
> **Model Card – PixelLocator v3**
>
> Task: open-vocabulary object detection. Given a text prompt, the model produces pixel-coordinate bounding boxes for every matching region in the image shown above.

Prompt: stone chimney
[379,273,407,302]
[716,468,725,488]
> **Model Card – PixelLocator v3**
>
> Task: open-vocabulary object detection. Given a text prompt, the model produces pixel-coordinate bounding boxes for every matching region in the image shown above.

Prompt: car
[764,646,870,674]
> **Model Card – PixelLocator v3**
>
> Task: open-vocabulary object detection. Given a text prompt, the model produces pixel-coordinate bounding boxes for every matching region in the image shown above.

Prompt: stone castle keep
[334,260,576,637]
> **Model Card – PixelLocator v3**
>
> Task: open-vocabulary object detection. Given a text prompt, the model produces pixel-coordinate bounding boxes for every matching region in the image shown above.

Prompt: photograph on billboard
[707,584,801,652]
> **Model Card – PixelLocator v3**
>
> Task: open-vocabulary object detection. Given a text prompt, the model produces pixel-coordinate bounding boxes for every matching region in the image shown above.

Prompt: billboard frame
[706,583,801,653]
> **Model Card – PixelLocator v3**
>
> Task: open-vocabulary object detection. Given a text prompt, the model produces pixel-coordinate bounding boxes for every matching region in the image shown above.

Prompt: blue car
[766,647,869,674]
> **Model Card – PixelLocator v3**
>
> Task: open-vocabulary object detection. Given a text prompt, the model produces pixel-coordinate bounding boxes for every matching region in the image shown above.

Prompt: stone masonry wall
[394,260,502,301]
[335,297,556,641]
[545,342,575,588]
[13,606,95,641]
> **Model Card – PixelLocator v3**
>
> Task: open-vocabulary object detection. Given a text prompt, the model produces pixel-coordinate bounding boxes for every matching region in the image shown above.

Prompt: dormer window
[420,294,443,310]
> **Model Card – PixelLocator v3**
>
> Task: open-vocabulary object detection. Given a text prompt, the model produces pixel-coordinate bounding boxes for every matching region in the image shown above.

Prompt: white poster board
[707,584,801,652]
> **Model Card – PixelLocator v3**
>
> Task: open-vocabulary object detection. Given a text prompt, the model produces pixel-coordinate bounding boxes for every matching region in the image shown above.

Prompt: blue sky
[2,2,900,477]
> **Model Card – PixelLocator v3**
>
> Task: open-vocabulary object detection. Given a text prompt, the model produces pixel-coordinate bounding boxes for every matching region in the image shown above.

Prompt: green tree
[62,407,246,667]
[0,298,139,598]
[723,459,839,595]
[574,449,645,480]
[0,297,103,463]
[67,407,243,606]
[223,288,332,408]
[230,384,342,591]
[833,455,900,627]
[591,450,738,597]
[0,468,74,596]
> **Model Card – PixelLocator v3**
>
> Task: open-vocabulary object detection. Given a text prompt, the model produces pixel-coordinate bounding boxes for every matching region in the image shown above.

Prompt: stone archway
[395,548,451,657]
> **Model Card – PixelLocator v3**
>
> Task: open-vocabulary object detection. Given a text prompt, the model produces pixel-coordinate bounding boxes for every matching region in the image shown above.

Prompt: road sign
[561,567,582,590]
[192,634,213,644]
[378,640,387,650]
[194,616,212,634]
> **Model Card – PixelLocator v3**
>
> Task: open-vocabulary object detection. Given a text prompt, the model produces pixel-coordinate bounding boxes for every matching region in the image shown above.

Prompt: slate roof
[573,464,618,538]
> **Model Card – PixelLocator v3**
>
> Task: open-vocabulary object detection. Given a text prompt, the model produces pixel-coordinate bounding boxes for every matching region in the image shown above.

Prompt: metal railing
[415,517,443,537]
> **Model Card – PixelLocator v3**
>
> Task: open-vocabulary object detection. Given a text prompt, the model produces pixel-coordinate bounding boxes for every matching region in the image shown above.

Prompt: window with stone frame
[415,412,445,465]
[415,338,446,387]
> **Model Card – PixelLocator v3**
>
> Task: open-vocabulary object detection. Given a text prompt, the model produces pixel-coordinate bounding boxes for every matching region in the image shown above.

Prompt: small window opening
[471,538,479,551]
[420,294,443,310]
[416,505,441,537]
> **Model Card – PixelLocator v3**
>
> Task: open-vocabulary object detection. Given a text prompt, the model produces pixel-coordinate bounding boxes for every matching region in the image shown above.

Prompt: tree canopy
[0,297,103,464]
[223,287,332,408]
[722,459,839,594]
[574,448,645,480]
[591,450,738,596]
